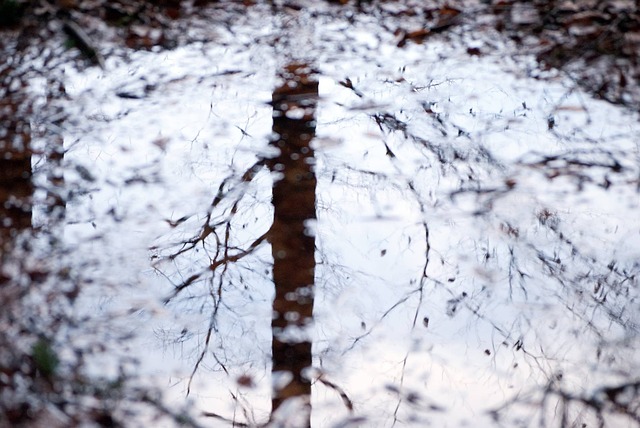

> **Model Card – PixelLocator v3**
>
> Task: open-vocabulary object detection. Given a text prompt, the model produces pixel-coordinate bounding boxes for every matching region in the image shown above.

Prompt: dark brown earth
[489,0,640,110]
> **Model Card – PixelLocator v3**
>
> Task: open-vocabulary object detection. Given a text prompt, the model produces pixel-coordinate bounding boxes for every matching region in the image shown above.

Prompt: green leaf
[32,339,59,377]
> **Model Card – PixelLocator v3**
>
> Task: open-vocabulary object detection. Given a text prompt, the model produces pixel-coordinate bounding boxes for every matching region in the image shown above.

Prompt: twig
[62,19,105,69]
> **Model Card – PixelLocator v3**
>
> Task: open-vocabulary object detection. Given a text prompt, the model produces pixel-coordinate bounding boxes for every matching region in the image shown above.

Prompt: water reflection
[0,64,73,426]
[49,8,640,426]
[268,62,318,425]
[144,41,640,425]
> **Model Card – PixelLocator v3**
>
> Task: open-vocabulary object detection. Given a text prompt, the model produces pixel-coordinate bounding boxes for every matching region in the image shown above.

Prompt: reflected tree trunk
[267,63,318,426]
[0,68,33,266]
[0,70,66,266]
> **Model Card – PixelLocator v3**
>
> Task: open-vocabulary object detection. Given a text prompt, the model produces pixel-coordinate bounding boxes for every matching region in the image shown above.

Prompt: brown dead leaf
[237,374,254,388]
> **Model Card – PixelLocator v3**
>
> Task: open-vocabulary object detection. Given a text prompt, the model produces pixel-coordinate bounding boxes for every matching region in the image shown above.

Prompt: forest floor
[2,0,638,109]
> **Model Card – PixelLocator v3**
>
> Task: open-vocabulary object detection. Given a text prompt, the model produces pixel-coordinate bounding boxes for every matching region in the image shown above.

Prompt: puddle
[2,3,640,427]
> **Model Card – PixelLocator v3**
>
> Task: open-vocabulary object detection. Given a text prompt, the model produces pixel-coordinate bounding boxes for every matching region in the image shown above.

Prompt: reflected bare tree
[347,78,640,427]
[148,3,640,428]
[0,14,170,427]
[160,63,323,426]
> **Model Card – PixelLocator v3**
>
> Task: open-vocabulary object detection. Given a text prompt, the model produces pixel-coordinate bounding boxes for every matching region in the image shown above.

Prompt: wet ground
[2,1,640,427]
